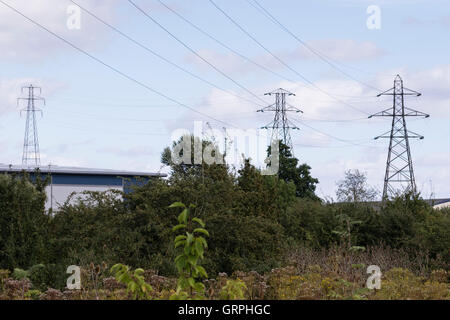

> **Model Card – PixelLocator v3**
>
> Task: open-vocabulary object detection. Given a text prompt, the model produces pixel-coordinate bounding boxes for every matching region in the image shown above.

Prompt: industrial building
[427,199,450,210]
[0,164,166,211]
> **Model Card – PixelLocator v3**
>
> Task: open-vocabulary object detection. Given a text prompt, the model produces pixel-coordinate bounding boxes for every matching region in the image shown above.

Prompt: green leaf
[196,266,208,278]
[192,217,205,227]
[175,240,186,248]
[134,268,145,276]
[195,239,204,256]
[174,235,187,242]
[194,282,205,292]
[186,233,194,245]
[187,255,198,266]
[169,202,186,208]
[128,281,137,292]
[172,224,186,232]
[178,209,188,224]
[175,256,186,271]
[198,237,208,248]
[193,228,209,237]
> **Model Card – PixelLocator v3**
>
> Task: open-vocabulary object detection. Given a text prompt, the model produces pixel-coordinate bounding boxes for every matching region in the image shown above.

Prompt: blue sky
[0,0,449,199]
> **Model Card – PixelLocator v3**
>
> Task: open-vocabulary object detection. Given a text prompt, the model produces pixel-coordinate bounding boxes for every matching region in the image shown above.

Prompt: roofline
[0,164,166,178]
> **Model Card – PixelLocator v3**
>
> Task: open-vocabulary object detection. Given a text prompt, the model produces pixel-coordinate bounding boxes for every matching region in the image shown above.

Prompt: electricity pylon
[257,88,303,152]
[369,75,429,200]
[18,85,45,167]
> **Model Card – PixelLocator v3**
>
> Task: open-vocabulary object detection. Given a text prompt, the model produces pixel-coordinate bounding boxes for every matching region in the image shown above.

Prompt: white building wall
[433,202,450,210]
[45,184,123,211]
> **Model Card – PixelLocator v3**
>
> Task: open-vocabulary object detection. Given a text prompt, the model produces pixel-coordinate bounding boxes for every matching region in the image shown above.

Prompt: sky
[0,0,449,200]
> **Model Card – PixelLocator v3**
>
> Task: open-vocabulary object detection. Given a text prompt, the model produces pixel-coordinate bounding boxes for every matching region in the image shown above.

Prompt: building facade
[0,164,166,211]
[430,199,450,210]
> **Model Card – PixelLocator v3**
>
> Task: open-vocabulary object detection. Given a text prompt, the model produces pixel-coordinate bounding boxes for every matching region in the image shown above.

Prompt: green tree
[268,142,319,200]
[0,173,49,270]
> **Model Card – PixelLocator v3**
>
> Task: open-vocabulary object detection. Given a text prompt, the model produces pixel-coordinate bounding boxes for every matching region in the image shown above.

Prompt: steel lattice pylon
[18,85,45,167]
[369,75,429,200]
[257,88,303,152]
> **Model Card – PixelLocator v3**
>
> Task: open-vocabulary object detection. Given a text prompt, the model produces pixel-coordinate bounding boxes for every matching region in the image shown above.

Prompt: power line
[291,117,375,148]
[127,0,268,106]
[247,0,382,92]
[156,0,297,84]
[0,0,237,129]
[70,0,261,107]
[208,0,370,115]
[247,0,396,80]
[301,116,369,123]
[293,142,383,149]
[47,109,167,123]
[52,122,168,137]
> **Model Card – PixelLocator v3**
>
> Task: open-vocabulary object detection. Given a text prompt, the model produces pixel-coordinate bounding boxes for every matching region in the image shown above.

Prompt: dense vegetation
[0,140,448,299]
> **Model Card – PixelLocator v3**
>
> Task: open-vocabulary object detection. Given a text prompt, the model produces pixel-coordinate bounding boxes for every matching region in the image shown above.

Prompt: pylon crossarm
[285,103,303,113]
[375,132,423,139]
[376,87,394,97]
[265,88,295,96]
[374,130,392,139]
[257,103,277,112]
[369,107,393,118]
[402,87,422,96]
[403,107,429,117]
[377,135,423,139]
[404,130,424,139]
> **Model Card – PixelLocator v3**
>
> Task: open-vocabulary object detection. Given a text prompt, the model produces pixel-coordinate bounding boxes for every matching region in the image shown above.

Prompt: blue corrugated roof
[428,198,450,205]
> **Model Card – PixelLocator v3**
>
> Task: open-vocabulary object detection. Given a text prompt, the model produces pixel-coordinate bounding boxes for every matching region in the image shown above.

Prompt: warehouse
[0,164,166,211]
[428,198,450,210]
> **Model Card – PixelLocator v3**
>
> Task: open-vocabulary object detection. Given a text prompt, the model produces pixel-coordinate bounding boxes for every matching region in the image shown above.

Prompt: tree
[336,169,378,203]
[0,173,49,270]
[268,141,319,200]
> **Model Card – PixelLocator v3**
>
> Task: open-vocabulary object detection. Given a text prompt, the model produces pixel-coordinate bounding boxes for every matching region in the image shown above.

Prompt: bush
[0,173,49,270]
[373,268,449,300]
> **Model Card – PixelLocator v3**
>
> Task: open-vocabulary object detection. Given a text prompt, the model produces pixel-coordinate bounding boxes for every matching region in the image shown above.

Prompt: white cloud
[186,50,260,76]
[186,39,384,76]
[98,145,155,158]
[0,0,119,61]
[288,39,385,62]
[39,154,86,167]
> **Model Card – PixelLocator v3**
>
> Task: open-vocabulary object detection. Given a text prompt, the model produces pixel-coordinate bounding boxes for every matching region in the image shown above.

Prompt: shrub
[169,202,208,300]
[0,173,49,270]
[373,268,449,300]
[219,279,247,300]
